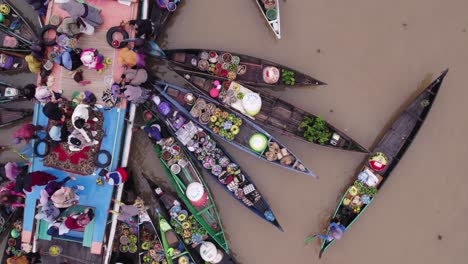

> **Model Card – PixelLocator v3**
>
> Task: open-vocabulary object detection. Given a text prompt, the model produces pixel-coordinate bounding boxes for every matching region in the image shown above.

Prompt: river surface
[156,1,468,263]
[2,0,468,263]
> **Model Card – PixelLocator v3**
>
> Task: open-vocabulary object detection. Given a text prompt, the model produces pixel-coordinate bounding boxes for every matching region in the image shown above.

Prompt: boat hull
[164,49,326,88]
[173,68,369,153]
[315,69,448,257]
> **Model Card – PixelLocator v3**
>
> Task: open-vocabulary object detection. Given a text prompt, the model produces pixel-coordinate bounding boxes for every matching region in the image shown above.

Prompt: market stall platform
[21,0,139,257]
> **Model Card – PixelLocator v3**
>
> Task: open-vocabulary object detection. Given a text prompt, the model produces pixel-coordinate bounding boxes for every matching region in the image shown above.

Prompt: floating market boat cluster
[0,0,449,263]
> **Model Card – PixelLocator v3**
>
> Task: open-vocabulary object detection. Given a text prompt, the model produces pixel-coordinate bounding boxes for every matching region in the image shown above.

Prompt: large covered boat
[18,0,146,263]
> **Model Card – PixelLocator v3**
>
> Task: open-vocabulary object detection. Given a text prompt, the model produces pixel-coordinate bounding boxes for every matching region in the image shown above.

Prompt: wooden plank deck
[36,238,103,264]
[59,31,117,99]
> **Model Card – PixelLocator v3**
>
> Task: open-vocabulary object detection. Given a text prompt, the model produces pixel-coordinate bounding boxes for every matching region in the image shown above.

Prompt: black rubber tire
[106,26,129,49]
[94,150,112,168]
[39,25,58,46]
[33,139,50,158]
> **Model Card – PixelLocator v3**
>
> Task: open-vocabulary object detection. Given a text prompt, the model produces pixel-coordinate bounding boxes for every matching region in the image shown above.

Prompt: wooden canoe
[173,68,369,153]
[254,0,281,39]
[310,69,448,258]
[138,210,165,264]
[153,80,317,178]
[0,107,33,128]
[150,0,182,40]
[143,102,283,230]
[164,49,326,88]
[152,142,229,253]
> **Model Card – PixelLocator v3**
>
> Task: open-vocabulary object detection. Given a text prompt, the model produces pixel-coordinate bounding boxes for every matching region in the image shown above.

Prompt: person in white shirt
[71,104,99,142]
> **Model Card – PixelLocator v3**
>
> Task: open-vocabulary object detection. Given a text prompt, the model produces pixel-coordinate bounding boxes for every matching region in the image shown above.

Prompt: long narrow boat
[0,50,27,74]
[164,49,326,88]
[143,175,231,263]
[153,80,316,177]
[150,0,182,40]
[157,211,196,264]
[20,1,143,263]
[153,142,229,253]
[138,210,165,264]
[308,70,448,258]
[0,106,33,128]
[0,0,37,45]
[143,101,282,230]
[173,68,369,153]
[254,0,281,39]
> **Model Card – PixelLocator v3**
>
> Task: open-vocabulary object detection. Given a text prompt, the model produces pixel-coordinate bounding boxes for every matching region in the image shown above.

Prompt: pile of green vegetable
[299,116,332,144]
[281,69,295,85]
[354,181,377,197]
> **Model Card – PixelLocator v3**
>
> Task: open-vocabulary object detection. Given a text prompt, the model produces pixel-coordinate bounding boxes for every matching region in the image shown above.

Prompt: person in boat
[43,101,67,122]
[108,197,145,223]
[2,161,29,181]
[6,252,41,264]
[71,103,99,142]
[50,186,80,208]
[134,123,171,143]
[14,170,57,193]
[64,207,94,230]
[47,217,70,236]
[67,129,99,151]
[313,221,346,242]
[0,189,26,208]
[12,123,44,144]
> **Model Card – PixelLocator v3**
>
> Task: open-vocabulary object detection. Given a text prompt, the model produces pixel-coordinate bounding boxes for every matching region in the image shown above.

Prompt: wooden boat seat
[239,62,263,83]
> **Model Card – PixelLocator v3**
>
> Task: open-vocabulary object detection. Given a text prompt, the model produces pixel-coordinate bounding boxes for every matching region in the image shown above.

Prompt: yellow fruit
[349,186,358,196]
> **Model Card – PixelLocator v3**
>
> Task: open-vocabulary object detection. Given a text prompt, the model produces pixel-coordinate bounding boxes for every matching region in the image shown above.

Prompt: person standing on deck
[48,124,71,146]
[50,186,80,208]
[0,189,26,208]
[71,103,99,143]
[306,221,346,243]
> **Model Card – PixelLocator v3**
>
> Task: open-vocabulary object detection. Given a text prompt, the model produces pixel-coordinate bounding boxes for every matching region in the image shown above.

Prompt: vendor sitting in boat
[306,219,346,243]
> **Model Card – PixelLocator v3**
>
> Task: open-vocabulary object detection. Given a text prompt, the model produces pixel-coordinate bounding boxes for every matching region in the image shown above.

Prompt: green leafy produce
[299,116,332,144]
[367,186,377,196]
[281,69,296,85]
